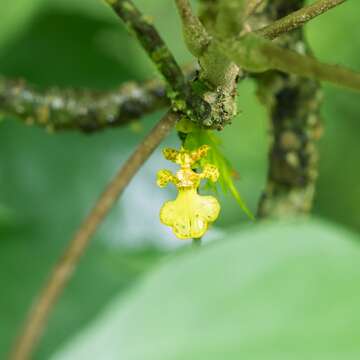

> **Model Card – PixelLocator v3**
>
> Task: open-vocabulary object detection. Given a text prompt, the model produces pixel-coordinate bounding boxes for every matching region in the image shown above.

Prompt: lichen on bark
[178,0,240,130]
[0,76,168,133]
[108,0,211,124]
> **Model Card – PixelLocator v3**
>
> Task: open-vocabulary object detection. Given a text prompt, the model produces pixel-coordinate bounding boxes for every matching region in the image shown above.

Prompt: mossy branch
[175,0,239,130]
[256,0,347,39]
[0,76,168,132]
[223,33,360,92]
[255,0,323,218]
[106,0,210,122]
[106,0,186,94]
[175,0,211,57]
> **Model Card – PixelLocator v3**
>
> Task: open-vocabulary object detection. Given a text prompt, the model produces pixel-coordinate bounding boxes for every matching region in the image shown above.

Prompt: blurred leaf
[0,223,163,360]
[41,0,193,80]
[45,0,113,21]
[0,204,15,227]
[0,0,44,49]
[53,218,360,360]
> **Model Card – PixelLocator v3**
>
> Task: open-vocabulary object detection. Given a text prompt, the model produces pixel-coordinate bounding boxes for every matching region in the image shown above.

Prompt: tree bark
[255,0,323,218]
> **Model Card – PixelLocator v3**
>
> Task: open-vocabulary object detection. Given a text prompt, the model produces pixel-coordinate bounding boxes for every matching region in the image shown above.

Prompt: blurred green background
[0,0,359,359]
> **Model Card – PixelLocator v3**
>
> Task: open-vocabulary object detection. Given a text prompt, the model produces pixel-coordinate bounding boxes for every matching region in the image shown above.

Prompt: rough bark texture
[255,0,323,218]
[0,76,167,133]
[195,0,240,130]
[108,0,210,123]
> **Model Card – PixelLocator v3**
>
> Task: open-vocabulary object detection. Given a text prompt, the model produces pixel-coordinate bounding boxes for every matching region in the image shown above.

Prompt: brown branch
[9,111,179,360]
[256,0,347,39]
[0,76,168,133]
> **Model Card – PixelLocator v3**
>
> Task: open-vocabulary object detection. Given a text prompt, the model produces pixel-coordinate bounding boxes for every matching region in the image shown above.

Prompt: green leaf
[0,204,15,228]
[53,219,360,360]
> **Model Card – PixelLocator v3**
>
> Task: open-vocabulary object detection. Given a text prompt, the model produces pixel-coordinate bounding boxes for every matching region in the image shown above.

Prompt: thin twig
[9,111,179,360]
[256,0,347,39]
[0,76,167,133]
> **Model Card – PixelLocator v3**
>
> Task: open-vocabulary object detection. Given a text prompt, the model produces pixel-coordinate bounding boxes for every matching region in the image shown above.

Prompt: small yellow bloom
[157,145,220,239]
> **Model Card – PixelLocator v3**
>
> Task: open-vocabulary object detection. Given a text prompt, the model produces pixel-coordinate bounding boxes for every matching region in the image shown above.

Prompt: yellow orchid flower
[157,145,220,240]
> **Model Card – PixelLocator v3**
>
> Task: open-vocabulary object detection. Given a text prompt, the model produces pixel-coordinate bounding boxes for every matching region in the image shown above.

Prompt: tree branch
[223,33,360,92]
[9,110,179,360]
[256,0,347,39]
[175,0,211,57]
[255,0,323,218]
[175,0,240,130]
[0,76,168,133]
[106,0,210,122]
